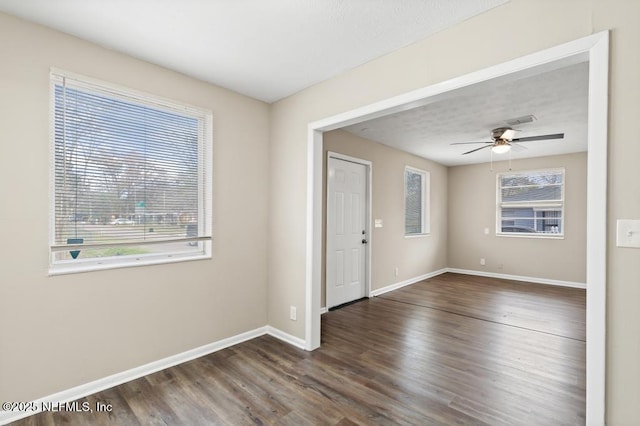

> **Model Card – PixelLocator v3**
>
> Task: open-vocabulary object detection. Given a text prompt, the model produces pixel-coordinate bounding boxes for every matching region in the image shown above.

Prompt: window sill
[496,233,564,240]
[404,233,431,239]
[49,252,211,276]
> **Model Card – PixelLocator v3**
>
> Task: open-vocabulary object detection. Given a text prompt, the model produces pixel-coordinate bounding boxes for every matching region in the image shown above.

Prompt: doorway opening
[306,32,608,424]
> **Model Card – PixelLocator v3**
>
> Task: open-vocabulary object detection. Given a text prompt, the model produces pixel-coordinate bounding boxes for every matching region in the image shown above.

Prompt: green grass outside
[83,247,150,257]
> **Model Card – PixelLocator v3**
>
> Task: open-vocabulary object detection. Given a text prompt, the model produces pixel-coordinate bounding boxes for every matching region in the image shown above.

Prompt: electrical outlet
[484,227,490,235]
[290,306,297,321]
[480,258,486,266]
[394,267,399,277]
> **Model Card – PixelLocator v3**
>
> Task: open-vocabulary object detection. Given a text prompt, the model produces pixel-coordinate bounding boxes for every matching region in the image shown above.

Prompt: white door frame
[326,151,373,308]
[305,32,608,424]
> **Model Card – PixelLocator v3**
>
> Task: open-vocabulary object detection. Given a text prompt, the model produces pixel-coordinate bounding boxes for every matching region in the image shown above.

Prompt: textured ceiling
[0,0,508,103]
[343,62,589,166]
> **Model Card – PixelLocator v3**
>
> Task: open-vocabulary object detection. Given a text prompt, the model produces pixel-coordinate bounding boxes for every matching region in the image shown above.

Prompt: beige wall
[268,0,640,422]
[322,130,448,306]
[0,13,270,402]
[322,131,586,293]
[1,0,639,422]
[448,153,587,283]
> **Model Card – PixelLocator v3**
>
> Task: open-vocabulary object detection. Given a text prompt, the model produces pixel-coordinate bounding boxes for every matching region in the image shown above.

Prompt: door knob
[362,239,368,244]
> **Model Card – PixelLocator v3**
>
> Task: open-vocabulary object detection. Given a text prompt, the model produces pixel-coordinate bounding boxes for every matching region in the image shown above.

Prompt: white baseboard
[370,268,448,297]
[0,325,304,425]
[446,268,586,289]
[265,326,307,349]
[366,268,586,299]
[319,306,328,315]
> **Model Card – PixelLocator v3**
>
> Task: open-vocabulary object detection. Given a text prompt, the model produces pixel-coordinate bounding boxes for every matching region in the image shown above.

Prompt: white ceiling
[342,61,589,166]
[0,0,586,167]
[0,0,508,103]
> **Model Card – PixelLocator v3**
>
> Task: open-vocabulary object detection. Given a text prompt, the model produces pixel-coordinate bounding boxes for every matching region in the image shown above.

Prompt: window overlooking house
[497,168,564,237]
[50,70,212,273]
[404,166,429,236]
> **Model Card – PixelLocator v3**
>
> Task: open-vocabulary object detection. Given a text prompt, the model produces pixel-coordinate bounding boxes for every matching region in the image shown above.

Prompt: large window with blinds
[497,168,564,237]
[50,70,212,273]
[404,166,430,236]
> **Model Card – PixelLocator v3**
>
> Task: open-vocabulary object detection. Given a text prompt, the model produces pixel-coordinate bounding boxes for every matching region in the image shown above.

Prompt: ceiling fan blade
[501,129,518,140]
[462,145,493,155]
[511,133,564,142]
[510,142,528,151]
[450,141,493,145]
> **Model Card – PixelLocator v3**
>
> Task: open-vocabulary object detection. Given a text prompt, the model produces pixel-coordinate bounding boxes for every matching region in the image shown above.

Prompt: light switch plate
[616,219,640,248]
[375,219,383,228]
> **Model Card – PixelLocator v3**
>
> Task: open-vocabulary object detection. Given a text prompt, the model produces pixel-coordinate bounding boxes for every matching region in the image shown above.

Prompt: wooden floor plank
[379,273,586,341]
[9,273,585,425]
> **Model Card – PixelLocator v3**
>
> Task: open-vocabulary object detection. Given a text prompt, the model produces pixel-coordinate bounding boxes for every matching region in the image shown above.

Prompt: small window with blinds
[404,166,430,236]
[50,70,212,273]
[497,168,564,237]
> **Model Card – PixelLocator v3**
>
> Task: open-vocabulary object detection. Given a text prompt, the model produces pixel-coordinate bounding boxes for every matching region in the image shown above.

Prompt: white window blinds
[50,70,212,272]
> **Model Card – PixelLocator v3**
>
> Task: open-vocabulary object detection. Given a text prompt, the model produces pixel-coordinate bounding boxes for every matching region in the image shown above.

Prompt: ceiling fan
[451,127,564,155]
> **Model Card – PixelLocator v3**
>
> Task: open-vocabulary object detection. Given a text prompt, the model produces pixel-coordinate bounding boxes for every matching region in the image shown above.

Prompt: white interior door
[326,156,368,309]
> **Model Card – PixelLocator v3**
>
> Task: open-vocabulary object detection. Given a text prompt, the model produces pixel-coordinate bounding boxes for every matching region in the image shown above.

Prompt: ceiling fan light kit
[491,142,511,154]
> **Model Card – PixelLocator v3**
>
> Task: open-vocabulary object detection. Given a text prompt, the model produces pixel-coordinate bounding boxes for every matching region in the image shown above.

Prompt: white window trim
[48,68,213,275]
[404,166,430,237]
[496,168,565,239]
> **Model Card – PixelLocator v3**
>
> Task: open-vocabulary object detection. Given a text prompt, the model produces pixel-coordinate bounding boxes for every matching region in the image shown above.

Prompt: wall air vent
[504,115,537,126]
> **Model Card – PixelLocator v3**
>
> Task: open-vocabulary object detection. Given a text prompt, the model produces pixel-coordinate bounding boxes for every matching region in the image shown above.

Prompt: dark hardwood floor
[11,273,585,425]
